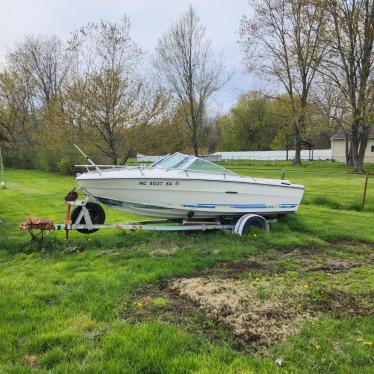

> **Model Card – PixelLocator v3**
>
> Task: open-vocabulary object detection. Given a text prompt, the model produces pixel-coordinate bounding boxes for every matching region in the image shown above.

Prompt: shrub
[57,157,75,175]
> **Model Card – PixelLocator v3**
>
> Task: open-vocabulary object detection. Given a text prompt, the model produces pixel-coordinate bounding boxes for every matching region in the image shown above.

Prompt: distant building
[331,129,374,163]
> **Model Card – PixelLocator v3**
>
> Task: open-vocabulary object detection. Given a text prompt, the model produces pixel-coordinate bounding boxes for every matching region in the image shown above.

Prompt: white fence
[212,149,332,161]
[137,149,332,163]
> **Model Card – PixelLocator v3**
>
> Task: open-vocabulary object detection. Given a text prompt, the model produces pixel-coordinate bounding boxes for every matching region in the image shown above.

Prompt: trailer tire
[71,202,105,234]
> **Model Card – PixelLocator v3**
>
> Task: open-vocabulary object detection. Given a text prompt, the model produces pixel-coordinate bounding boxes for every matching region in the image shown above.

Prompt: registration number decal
[139,181,180,186]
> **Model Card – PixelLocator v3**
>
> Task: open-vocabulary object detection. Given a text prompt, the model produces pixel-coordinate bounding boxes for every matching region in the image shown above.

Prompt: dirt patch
[121,282,240,349]
[327,239,374,248]
[302,258,360,273]
[123,271,374,351]
[306,287,374,317]
[170,277,312,347]
[168,274,374,347]
[123,242,374,351]
[281,246,325,259]
[202,258,265,279]
[222,259,264,273]
[203,251,368,280]
[247,243,374,276]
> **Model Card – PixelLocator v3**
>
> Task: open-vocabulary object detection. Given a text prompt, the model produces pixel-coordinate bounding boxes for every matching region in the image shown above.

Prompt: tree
[217,92,278,151]
[67,17,167,164]
[240,0,326,164]
[0,70,33,148]
[268,95,297,155]
[135,108,186,155]
[155,5,229,156]
[320,0,374,172]
[7,35,72,106]
[3,35,74,168]
[312,76,352,164]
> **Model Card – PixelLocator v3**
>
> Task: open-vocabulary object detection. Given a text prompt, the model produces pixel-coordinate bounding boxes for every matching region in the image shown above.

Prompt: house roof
[331,128,374,140]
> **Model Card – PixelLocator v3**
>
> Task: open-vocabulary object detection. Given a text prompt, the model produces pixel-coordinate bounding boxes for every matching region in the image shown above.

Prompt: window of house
[371,145,374,152]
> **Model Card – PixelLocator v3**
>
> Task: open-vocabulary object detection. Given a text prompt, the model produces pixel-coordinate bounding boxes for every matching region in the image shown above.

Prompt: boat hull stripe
[94,197,298,210]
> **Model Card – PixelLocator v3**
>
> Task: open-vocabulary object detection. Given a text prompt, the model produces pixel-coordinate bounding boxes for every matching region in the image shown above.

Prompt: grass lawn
[0,163,374,373]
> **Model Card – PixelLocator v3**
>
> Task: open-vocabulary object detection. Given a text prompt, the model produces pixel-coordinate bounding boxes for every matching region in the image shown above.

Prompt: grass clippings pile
[171,276,313,347]
[167,243,374,348]
[121,242,374,353]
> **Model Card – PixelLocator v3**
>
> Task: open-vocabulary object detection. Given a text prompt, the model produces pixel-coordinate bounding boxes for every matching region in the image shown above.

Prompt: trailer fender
[234,214,269,236]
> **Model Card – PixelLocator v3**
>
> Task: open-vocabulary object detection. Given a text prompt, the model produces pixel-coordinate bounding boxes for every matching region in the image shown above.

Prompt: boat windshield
[154,153,187,169]
[154,152,235,175]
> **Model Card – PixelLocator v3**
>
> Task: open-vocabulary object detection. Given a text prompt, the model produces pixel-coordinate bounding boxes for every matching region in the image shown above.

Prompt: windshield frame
[151,154,171,167]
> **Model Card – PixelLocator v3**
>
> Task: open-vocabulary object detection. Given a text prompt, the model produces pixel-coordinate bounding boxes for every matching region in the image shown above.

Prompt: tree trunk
[119,149,132,165]
[351,143,364,172]
[344,134,349,165]
[348,149,353,166]
[293,125,302,165]
[192,124,198,156]
[352,156,364,173]
[351,122,369,173]
[354,129,369,173]
[344,133,353,166]
[293,97,307,165]
[108,142,118,165]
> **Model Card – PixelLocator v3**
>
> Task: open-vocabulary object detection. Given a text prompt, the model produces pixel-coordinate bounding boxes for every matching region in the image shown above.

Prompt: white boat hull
[76,168,304,219]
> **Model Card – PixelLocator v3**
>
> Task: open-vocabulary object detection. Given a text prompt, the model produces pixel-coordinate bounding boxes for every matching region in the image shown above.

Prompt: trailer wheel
[71,202,105,234]
[233,214,269,236]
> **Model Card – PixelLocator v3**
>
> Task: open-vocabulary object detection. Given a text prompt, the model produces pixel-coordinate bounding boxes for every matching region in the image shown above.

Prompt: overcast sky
[0,0,263,113]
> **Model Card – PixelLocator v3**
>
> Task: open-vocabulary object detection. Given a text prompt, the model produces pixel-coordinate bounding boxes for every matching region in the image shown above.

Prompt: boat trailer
[20,199,273,240]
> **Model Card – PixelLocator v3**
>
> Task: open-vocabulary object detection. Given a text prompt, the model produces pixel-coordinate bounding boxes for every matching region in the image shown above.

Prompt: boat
[75,152,304,221]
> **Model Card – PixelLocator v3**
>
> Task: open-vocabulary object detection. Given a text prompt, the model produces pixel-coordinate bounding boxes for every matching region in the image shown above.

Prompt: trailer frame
[51,200,273,237]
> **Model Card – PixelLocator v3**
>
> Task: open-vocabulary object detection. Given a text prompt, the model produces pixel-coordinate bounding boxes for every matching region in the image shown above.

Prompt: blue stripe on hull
[279,204,297,208]
[183,204,216,209]
[94,197,298,211]
[182,203,298,209]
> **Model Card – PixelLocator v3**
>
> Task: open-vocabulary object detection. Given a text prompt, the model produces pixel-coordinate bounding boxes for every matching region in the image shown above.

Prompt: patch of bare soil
[202,258,265,278]
[327,239,374,247]
[169,275,374,348]
[261,243,374,275]
[302,258,360,273]
[170,277,312,347]
[121,281,240,349]
[306,288,374,317]
[123,242,374,350]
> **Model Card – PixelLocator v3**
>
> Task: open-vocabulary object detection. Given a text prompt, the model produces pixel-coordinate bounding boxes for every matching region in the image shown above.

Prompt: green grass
[0,163,374,373]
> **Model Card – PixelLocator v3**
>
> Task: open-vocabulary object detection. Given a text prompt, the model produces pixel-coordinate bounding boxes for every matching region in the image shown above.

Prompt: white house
[331,129,374,163]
